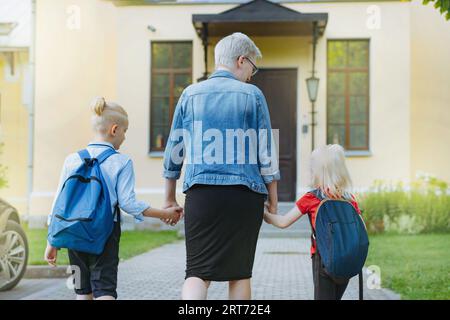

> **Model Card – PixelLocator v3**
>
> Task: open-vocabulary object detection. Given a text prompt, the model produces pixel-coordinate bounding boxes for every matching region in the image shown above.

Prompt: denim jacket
[162,69,281,196]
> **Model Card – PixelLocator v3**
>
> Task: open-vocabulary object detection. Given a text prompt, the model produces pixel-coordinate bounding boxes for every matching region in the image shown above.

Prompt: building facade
[1,0,449,227]
[0,0,31,216]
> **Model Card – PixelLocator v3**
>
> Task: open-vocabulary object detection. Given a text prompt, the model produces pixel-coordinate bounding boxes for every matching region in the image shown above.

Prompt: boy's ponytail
[91,96,107,116]
[90,96,128,135]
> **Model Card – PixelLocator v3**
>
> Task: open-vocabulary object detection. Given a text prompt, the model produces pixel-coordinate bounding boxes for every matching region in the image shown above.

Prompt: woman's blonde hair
[90,97,128,135]
[310,144,353,200]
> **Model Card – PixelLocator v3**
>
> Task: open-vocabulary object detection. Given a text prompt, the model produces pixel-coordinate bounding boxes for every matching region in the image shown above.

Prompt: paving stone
[1,238,399,300]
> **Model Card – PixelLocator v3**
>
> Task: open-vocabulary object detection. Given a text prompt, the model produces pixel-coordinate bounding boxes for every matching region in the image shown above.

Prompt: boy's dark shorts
[68,221,121,299]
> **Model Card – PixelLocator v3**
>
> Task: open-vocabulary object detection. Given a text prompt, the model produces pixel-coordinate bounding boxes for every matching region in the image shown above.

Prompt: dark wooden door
[251,69,297,202]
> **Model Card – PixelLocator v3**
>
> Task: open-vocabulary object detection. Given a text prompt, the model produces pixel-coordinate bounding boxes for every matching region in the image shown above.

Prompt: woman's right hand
[163,200,179,209]
[163,206,183,226]
[161,200,183,225]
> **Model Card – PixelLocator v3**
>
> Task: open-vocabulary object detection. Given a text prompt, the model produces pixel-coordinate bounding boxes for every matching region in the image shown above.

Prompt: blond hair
[90,97,128,135]
[310,144,353,200]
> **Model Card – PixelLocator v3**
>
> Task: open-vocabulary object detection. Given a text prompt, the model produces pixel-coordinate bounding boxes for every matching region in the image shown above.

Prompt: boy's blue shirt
[48,141,149,225]
[162,69,281,196]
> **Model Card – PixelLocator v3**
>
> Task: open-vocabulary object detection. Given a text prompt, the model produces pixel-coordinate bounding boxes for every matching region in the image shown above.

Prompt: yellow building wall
[286,1,412,193]
[32,0,447,225]
[30,0,118,225]
[410,0,450,183]
[0,51,29,216]
[114,1,411,200]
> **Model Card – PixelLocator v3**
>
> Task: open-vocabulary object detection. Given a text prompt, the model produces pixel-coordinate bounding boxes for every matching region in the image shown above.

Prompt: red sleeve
[350,195,362,214]
[296,193,321,215]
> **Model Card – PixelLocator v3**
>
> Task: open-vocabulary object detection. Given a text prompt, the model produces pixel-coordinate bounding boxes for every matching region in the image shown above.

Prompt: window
[150,41,192,152]
[327,40,370,150]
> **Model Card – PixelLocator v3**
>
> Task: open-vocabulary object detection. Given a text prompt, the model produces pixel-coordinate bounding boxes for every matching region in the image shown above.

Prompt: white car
[0,198,28,291]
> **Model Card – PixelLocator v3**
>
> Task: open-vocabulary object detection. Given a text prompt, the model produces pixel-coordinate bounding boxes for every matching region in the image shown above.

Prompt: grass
[365,233,450,300]
[23,224,180,266]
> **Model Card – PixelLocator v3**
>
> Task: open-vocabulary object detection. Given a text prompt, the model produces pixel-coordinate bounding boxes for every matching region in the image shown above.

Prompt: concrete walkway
[0,237,400,300]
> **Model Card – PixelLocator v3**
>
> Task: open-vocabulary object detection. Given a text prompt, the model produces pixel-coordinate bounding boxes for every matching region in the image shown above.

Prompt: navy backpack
[308,189,369,299]
[48,147,119,255]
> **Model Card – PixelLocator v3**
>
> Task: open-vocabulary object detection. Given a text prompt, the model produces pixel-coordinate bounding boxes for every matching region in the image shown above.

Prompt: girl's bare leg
[229,279,251,300]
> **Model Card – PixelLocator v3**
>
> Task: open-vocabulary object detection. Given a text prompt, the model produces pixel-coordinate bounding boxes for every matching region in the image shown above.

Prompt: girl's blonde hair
[310,144,353,200]
[90,97,128,135]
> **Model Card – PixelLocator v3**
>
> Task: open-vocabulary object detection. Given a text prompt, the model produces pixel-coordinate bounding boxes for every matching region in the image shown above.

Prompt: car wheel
[0,220,29,291]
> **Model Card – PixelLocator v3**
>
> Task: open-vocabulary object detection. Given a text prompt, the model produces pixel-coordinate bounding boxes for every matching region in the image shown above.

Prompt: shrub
[359,177,450,234]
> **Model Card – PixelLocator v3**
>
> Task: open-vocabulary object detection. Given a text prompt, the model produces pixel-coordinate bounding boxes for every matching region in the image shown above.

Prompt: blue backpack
[308,189,369,297]
[48,147,118,255]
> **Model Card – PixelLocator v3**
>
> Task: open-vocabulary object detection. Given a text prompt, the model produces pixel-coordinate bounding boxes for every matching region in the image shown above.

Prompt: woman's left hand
[265,202,277,214]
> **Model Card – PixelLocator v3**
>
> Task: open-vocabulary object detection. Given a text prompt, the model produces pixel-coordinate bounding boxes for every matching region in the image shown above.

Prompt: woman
[162,32,280,300]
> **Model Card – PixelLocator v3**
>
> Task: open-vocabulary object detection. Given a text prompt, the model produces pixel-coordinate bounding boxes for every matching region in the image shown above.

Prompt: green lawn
[24,225,181,266]
[365,233,450,300]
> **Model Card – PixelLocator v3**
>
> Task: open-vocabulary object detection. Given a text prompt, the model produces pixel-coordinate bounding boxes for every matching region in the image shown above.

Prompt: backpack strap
[77,149,91,162]
[310,188,325,201]
[307,212,316,244]
[114,203,121,223]
[96,148,117,164]
[359,270,364,300]
[306,189,326,247]
[77,147,117,166]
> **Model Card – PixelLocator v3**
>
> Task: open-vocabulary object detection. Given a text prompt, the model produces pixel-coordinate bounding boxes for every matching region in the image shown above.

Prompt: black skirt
[184,184,265,281]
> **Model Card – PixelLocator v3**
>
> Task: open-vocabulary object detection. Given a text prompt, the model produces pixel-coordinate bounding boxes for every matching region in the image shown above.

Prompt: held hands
[160,201,184,226]
[163,206,184,226]
[263,202,277,224]
[44,242,58,267]
[265,201,278,215]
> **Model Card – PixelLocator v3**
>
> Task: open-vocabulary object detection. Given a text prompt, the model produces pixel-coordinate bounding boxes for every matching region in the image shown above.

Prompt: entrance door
[251,69,297,202]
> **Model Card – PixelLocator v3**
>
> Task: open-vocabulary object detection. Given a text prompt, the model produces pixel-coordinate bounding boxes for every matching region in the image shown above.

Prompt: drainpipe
[310,21,318,152]
[27,0,36,219]
[197,22,208,82]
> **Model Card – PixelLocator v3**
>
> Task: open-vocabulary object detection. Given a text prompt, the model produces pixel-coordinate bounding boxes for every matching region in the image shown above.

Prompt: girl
[264,144,362,300]
[44,97,183,300]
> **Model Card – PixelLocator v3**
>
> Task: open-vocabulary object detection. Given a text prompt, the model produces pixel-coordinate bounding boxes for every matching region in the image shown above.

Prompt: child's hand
[263,205,272,224]
[44,243,58,267]
[263,212,272,224]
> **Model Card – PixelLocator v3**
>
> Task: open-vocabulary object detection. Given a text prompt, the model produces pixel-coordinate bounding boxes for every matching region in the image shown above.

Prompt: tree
[423,0,450,20]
